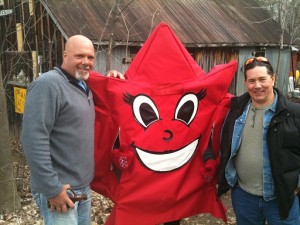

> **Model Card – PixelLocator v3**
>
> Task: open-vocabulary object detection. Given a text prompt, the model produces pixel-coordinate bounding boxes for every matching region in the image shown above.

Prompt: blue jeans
[232,186,300,225]
[32,186,91,225]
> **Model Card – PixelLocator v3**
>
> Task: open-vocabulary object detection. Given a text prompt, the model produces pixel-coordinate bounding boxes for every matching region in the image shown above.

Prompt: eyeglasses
[245,57,270,66]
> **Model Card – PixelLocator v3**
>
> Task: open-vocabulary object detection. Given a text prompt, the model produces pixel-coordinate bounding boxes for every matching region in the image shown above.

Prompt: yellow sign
[14,87,26,114]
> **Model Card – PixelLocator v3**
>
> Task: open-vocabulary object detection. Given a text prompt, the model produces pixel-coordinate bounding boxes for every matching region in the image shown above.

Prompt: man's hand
[48,184,74,213]
[107,70,126,79]
[294,187,300,195]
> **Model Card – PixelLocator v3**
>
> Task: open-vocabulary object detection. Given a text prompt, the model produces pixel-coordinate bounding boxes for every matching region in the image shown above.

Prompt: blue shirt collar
[246,90,278,112]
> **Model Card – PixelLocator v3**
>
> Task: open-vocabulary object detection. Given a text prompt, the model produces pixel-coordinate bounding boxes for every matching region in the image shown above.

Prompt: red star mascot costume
[87,22,237,224]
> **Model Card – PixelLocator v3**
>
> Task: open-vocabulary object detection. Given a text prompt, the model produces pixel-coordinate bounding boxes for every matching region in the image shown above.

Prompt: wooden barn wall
[291,53,299,75]
[235,48,255,96]
[193,48,239,95]
[94,45,131,74]
[266,48,291,96]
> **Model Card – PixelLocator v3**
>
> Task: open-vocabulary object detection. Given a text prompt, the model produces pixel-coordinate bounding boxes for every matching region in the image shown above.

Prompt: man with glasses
[217,57,300,225]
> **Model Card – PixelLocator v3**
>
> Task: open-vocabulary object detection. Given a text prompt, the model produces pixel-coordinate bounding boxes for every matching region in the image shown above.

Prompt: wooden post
[16,22,23,52]
[32,50,37,80]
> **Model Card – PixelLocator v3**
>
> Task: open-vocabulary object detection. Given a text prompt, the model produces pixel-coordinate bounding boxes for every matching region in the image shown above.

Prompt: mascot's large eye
[175,93,198,125]
[133,95,160,128]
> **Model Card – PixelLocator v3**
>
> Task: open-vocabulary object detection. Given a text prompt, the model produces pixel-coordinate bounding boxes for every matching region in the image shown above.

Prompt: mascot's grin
[134,138,199,172]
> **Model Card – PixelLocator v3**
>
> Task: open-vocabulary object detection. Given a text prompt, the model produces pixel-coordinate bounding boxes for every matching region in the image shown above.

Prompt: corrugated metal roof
[41,0,290,47]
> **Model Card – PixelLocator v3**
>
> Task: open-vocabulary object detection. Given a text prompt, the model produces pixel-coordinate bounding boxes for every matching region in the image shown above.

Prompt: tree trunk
[106,0,121,72]
[0,62,21,213]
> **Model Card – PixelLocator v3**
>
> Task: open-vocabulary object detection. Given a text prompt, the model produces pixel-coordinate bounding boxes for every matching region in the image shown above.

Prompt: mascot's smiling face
[107,22,234,175]
[123,90,206,172]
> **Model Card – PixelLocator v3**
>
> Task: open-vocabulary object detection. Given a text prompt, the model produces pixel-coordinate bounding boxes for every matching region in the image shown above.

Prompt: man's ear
[63,51,67,61]
[272,74,276,86]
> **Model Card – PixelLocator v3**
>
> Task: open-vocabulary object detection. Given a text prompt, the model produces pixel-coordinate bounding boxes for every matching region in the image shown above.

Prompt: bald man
[21,35,117,225]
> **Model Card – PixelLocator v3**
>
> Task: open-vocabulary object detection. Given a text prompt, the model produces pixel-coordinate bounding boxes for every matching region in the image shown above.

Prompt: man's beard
[75,70,89,80]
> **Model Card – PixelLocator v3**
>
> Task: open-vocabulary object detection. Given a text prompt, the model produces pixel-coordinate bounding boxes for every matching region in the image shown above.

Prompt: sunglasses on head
[245,56,270,66]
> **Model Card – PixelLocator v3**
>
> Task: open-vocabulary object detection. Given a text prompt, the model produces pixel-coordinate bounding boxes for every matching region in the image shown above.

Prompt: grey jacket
[21,67,95,198]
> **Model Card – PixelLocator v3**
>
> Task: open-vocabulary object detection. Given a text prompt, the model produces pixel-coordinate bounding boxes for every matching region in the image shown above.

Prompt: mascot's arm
[86,71,120,199]
[201,93,233,183]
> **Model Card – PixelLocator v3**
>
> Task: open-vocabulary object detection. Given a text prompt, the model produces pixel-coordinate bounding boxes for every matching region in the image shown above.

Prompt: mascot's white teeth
[135,139,199,172]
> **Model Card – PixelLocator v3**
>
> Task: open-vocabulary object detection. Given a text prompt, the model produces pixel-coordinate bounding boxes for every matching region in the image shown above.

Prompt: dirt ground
[0,190,236,225]
[178,192,236,225]
[0,140,236,225]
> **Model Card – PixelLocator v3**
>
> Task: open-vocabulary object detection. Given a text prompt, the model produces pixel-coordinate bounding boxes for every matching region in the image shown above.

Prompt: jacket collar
[54,67,89,94]
[231,91,250,113]
[231,87,285,114]
[273,88,287,114]
[55,67,79,84]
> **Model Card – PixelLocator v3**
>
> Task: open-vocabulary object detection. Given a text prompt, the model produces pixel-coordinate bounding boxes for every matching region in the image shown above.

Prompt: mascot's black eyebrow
[123,92,135,104]
[123,89,207,105]
[196,89,206,101]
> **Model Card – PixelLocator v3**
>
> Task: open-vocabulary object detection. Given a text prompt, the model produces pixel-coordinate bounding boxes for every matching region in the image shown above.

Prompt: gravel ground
[0,190,236,225]
[0,141,236,225]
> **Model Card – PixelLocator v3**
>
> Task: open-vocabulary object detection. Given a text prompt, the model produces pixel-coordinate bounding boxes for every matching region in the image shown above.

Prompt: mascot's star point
[87,22,237,225]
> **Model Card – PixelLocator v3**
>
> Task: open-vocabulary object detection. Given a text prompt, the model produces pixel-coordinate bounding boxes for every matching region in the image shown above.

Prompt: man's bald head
[61,35,95,80]
[65,35,94,52]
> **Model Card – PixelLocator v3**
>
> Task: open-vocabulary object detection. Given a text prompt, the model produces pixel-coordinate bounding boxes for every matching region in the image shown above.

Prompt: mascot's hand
[112,148,133,170]
[201,159,218,183]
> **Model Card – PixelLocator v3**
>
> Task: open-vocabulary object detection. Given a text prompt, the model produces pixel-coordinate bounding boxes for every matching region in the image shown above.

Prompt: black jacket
[217,88,300,219]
